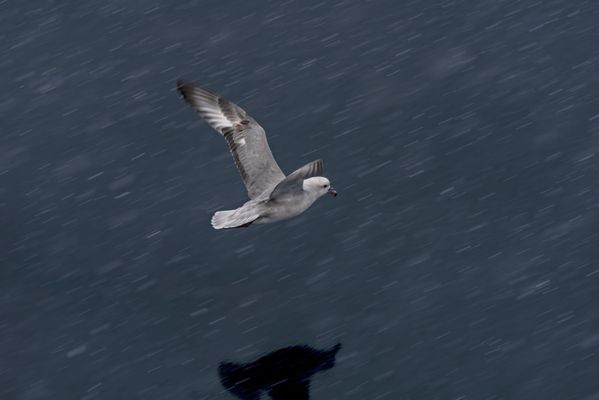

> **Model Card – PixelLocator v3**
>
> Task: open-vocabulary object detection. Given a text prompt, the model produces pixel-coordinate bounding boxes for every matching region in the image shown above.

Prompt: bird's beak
[327,188,338,197]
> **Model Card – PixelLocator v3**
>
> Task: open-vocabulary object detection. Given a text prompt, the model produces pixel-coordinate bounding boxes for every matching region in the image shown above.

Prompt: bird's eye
[323,184,328,188]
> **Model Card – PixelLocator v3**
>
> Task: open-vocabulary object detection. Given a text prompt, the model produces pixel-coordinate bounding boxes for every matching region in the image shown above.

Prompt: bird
[218,343,341,400]
[176,80,337,229]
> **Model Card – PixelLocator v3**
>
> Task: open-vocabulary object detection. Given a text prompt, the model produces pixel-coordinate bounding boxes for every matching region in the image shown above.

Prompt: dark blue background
[2,1,599,399]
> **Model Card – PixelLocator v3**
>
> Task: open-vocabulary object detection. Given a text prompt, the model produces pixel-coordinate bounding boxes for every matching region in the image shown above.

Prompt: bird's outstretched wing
[269,159,324,200]
[177,80,285,199]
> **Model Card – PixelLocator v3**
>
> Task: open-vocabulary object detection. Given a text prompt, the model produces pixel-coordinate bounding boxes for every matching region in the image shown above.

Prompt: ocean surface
[2,0,599,399]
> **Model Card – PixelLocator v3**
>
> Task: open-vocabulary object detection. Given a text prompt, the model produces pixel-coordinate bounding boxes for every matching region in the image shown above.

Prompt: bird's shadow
[218,343,342,400]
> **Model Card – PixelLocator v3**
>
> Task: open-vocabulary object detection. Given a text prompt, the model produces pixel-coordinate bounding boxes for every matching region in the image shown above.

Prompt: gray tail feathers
[211,207,260,230]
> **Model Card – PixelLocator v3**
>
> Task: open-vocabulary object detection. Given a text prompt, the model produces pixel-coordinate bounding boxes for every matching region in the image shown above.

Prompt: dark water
[2,1,599,399]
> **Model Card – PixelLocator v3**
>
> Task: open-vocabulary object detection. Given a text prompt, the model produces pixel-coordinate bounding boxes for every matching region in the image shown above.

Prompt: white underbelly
[256,197,316,224]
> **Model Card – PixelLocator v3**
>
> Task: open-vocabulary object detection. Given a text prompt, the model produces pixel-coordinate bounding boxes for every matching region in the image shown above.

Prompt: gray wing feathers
[269,159,324,200]
[285,159,324,181]
[177,80,285,199]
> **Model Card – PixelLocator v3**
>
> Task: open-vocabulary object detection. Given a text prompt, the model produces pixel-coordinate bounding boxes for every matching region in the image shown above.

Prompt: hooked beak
[327,187,338,197]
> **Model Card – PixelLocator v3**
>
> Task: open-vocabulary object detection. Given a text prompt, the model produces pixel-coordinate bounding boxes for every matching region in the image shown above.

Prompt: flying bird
[218,343,341,400]
[176,80,337,229]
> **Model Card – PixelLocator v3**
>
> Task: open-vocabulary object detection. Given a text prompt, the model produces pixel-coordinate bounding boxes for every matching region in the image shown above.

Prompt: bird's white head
[302,177,338,197]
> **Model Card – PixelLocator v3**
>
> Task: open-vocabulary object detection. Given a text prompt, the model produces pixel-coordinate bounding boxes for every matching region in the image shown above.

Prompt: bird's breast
[261,193,318,223]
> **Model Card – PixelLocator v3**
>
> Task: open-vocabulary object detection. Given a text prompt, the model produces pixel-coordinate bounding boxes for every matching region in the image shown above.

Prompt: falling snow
[2,0,599,399]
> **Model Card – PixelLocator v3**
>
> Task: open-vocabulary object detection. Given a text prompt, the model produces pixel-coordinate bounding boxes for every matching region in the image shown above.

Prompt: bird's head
[302,177,337,197]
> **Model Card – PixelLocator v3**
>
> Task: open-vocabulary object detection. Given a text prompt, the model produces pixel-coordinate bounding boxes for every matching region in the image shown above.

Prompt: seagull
[176,80,337,229]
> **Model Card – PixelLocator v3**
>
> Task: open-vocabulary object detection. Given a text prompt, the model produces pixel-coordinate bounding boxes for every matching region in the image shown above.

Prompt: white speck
[235,244,254,255]
[209,316,226,325]
[190,308,209,317]
[87,382,102,393]
[87,172,104,180]
[408,169,424,178]
[239,297,258,308]
[575,153,595,163]
[90,324,111,335]
[131,152,146,161]
[67,344,87,358]
[114,192,130,199]
[440,186,455,195]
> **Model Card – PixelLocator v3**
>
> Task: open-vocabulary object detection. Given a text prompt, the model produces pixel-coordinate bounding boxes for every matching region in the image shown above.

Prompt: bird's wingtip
[176,79,190,95]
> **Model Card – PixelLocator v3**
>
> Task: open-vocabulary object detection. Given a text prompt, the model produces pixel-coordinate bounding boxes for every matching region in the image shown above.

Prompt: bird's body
[176,80,337,229]
[256,188,321,224]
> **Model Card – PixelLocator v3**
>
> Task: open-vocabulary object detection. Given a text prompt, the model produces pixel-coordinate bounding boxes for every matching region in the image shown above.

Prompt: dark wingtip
[176,80,220,104]
[311,159,324,176]
[176,79,190,99]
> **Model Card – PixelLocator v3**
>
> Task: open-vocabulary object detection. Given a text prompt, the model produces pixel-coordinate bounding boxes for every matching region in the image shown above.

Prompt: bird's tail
[211,206,260,230]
